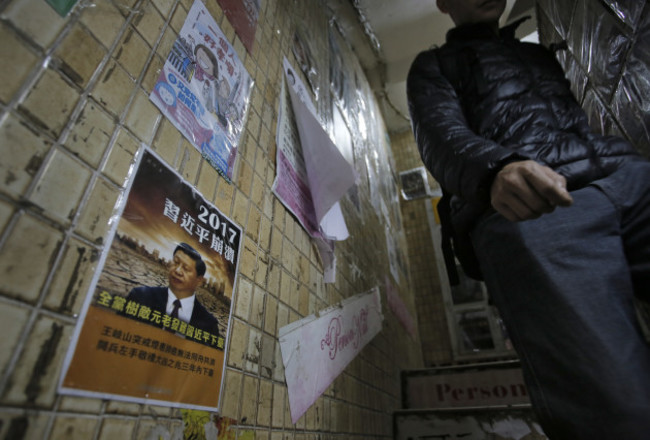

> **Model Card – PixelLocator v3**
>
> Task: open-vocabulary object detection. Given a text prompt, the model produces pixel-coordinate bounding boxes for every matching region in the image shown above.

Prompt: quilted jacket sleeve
[406,49,526,203]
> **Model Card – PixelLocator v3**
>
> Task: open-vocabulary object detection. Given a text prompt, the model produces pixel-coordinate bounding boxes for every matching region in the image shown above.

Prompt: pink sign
[279,289,383,423]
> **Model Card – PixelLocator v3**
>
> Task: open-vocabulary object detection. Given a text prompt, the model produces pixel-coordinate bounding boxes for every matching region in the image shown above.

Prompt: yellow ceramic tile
[297,255,310,285]
[271,227,284,260]
[2,0,66,49]
[247,205,261,241]
[214,179,234,216]
[75,178,120,243]
[92,61,135,117]
[245,326,261,373]
[169,3,188,34]
[43,238,98,316]
[134,420,172,440]
[178,141,201,183]
[98,418,137,440]
[55,24,106,88]
[141,53,164,94]
[241,375,259,424]
[0,301,30,377]
[239,236,256,280]
[133,0,165,48]
[156,26,177,60]
[253,140,266,171]
[261,102,274,131]
[283,213,294,243]
[124,89,160,143]
[0,412,49,439]
[152,118,181,164]
[220,369,243,419]
[3,316,73,406]
[264,295,278,336]
[80,0,126,48]
[298,284,309,316]
[272,339,285,383]
[258,215,271,251]
[246,109,262,141]
[0,214,62,302]
[240,132,256,166]
[232,188,249,227]
[232,35,247,62]
[0,200,14,236]
[261,189,273,219]
[0,24,39,104]
[270,384,284,428]
[58,396,103,413]
[234,277,252,320]
[278,269,291,306]
[250,285,265,328]
[0,114,51,197]
[266,259,280,297]
[105,400,142,415]
[281,238,295,278]
[102,128,140,185]
[237,160,254,196]
[65,100,114,167]
[259,332,274,378]
[255,251,268,287]
[28,149,91,222]
[272,199,284,231]
[49,416,98,440]
[115,27,150,80]
[227,318,248,369]
[257,379,272,426]
[196,160,219,201]
[20,69,80,138]
[151,0,175,18]
[282,386,293,428]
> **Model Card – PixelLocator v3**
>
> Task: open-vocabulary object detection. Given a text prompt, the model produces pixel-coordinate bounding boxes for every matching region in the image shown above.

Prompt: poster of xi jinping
[59,148,242,411]
[150,0,252,182]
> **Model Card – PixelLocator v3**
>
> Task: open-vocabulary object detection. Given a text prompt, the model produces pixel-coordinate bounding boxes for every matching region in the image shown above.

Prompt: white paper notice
[273,58,355,281]
[274,58,355,241]
[287,77,356,238]
[279,288,383,423]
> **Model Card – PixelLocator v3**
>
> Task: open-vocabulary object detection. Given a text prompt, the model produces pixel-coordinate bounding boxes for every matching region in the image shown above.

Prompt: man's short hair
[174,242,207,277]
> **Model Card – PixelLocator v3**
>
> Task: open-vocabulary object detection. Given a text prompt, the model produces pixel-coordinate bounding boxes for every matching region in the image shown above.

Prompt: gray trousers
[471,160,650,440]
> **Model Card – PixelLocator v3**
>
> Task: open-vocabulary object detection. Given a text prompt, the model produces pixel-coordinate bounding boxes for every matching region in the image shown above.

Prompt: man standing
[127,242,220,338]
[407,1,650,438]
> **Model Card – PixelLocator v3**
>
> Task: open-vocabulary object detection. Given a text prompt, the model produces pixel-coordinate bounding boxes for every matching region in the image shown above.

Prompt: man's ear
[437,0,449,14]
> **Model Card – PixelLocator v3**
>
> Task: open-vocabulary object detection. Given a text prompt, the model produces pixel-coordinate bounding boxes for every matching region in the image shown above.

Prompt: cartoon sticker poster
[59,148,242,411]
[150,0,252,181]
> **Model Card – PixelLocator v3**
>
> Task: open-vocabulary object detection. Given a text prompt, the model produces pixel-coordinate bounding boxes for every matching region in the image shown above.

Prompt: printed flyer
[150,0,252,181]
[273,58,356,281]
[59,148,242,411]
[216,0,261,54]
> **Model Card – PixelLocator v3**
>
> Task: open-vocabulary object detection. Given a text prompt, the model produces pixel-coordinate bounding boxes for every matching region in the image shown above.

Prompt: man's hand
[490,160,573,221]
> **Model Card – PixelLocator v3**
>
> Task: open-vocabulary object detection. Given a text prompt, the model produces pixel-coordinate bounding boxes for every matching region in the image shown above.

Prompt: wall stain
[5,416,28,440]
[59,246,86,313]
[24,322,63,403]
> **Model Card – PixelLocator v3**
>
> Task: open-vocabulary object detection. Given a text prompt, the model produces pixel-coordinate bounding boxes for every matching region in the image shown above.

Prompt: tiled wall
[390,130,452,367]
[0,0,424,438]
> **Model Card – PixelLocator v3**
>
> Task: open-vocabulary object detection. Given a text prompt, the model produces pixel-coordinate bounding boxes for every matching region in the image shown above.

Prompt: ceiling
[342,0,538,132]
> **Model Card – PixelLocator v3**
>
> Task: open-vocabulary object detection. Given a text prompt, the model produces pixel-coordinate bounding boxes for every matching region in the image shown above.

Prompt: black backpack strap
[437,190,460,286]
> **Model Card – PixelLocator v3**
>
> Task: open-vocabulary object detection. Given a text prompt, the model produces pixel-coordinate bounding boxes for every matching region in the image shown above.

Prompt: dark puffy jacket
[407,21,641,234]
